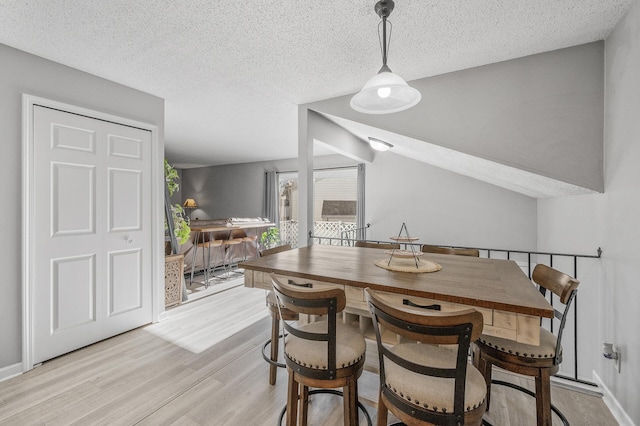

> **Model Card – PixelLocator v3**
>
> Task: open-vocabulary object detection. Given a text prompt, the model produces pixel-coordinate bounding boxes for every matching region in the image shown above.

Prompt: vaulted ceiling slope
[306,42,606,198]
[0,1,631,195]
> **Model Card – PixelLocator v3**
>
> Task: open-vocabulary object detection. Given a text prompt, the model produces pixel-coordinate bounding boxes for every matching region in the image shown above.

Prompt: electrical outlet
[603,342,621,373]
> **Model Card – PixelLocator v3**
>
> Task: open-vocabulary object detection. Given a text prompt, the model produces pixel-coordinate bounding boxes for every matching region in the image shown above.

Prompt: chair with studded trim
[421,244,480,257]
[259,244,298,385]
[366,288,486,426]
[272,274,368,426]
[473,264,579,426]
[354,241,400,250]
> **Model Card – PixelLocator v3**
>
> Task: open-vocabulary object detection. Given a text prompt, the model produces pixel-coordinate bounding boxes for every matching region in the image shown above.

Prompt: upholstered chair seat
[384,343,486,414]
[266,290,286,308]
[478,328,560,361]
[285,320,366,370]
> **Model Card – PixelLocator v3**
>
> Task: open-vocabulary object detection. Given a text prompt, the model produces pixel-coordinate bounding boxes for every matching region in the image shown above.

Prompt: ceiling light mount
[374,0,394,20]
[351,0,421,114]
[368,137,393,152]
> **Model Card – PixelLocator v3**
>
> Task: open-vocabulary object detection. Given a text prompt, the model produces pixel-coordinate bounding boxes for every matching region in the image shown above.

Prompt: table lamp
[183,198,198,220]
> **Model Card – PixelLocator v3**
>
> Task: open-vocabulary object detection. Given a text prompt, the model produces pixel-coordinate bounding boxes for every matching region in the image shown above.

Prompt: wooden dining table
[240,244,554,346]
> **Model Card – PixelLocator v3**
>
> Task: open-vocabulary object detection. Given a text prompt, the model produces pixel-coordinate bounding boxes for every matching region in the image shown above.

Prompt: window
[278,167,358,247]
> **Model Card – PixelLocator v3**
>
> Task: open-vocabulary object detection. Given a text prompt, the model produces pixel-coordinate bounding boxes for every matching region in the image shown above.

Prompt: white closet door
[31,105,152,364]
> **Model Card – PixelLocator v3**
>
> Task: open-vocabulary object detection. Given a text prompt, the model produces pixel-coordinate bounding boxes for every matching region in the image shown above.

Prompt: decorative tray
[374,258,442,273]
[384,249,424,257]
[389,236,419,242]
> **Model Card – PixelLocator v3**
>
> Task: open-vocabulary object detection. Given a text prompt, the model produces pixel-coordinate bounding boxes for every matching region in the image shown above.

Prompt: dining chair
[421,244,480,257]
[473,264,579,426]
[194,233,224,288]
[259,244,299,385]
[365,288,486,426]
[241,233,258,261]
[271,273,368,426]
[222,228,245,276]
[354,241,400,250]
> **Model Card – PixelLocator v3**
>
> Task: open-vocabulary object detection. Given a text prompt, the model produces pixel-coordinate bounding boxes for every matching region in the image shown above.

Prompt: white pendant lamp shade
[350,70,421,114]
[351,0,421,114]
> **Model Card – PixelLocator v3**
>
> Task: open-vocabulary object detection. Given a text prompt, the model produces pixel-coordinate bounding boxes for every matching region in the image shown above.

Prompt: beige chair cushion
[285,320,366,370]
[384,343,486,413]
[478,328,559,359]
[266,290,284,308]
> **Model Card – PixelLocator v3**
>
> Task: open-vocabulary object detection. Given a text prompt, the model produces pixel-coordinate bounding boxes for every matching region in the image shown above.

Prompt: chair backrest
[532,264,580,364]
[421,244,480,257]
[365,288,483,424]
[271,273,346,372]
[354,241,400,250]
[259,244,292,257]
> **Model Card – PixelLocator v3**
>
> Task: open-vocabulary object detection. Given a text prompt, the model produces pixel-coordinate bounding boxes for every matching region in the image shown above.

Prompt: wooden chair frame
[473,264,579,426]
[354,241,401,250]
[259,243,299,385]
[271,274,366,426]
[421,244,480,257]
[366,289,485,426]
[260,243,292,257]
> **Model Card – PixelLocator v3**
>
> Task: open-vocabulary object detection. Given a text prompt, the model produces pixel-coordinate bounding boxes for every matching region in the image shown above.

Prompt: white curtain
[264,170,279,228]
[356,163,366,240]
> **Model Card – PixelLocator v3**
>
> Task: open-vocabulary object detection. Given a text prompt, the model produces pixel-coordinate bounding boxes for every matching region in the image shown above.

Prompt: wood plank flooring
[0,285,617,425]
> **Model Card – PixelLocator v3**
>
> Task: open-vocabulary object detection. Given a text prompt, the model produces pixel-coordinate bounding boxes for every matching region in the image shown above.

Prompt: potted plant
[260,226,281,249]
[164,159,191,306]
[165,159,191,245]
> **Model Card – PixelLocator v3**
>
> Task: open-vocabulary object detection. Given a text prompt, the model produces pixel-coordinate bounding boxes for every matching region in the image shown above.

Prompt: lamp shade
[183,198,198,208]
[350,71,421,114]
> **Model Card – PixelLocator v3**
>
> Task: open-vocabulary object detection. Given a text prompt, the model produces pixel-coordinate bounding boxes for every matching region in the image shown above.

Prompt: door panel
[108,168,142,231]
[52,123,96,153]
[108,249,143,316]
[51,255,96,331]
[32,105,152,364]
[108,134,142,159]
[52,162,95,235]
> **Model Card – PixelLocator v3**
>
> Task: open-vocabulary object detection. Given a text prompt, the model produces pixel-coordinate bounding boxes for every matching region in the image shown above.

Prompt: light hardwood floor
[0,285,617,425]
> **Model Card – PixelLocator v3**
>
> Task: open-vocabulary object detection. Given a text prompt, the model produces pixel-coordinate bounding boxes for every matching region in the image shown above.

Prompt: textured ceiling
[0,0,633,171]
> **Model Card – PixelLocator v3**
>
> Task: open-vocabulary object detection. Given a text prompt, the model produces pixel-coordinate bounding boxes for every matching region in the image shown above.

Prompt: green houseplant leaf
[164,160,191,245]
[260,227,280,249]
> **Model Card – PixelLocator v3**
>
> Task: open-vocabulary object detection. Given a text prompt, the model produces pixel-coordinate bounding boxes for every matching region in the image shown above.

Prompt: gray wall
[307,42,604,192]
[0,43,164,371]
[179,152,537,250]
[366,153,537,250]
[178,155,357,220]
[538,1,640,422]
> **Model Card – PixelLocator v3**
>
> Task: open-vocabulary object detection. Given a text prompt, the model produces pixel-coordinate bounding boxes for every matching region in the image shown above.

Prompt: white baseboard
[0,363,22,382]
[593,370,636,426]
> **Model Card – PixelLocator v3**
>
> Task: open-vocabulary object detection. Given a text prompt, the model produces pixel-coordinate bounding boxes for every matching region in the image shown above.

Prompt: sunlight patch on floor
[184,273,245,303]
[144,285,269,353]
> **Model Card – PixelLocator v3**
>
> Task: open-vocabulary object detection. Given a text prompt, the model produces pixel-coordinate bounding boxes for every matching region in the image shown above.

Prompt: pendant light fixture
[351,0,421,114]
[368,137,393,151]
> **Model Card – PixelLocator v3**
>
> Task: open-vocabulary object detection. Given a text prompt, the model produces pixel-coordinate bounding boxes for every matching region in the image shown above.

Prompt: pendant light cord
[378,18,393,69]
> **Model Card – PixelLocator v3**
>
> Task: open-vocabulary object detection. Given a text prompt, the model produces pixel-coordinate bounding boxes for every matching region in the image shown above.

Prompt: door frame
[21,94,164,371]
